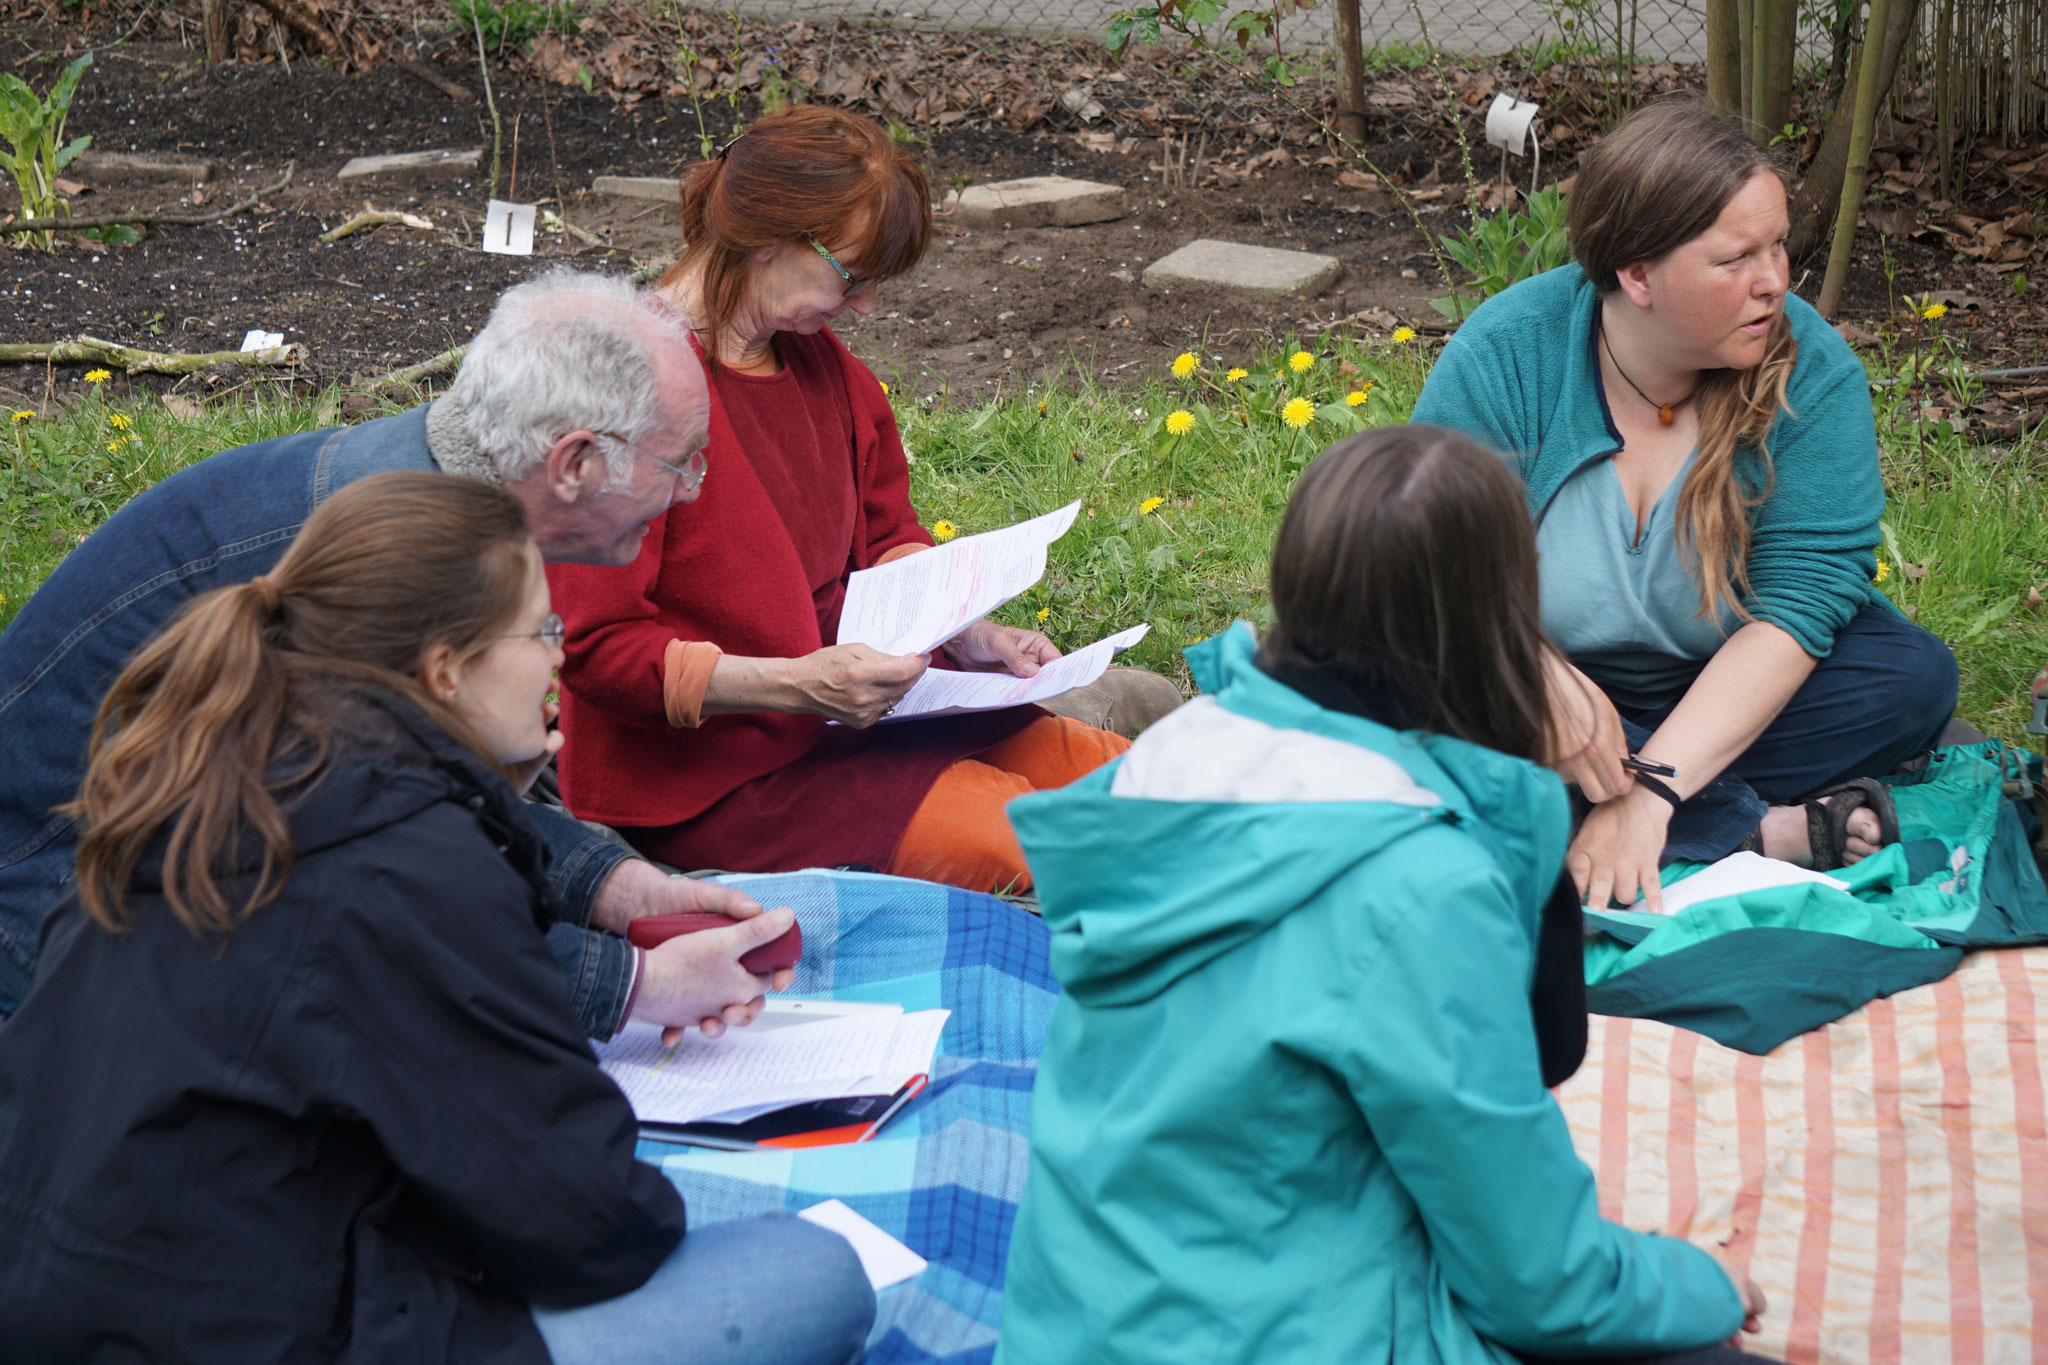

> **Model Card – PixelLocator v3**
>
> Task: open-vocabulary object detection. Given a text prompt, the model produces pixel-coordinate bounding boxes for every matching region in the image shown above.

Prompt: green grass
[5,339,2045,744]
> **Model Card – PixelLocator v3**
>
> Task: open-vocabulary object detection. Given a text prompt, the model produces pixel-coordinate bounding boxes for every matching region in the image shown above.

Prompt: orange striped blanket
[1558,948,2048,1365]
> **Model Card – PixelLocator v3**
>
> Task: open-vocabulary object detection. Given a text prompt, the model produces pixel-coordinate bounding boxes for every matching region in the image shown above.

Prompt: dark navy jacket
[0,406,635,1029]
[0,690,685,1362]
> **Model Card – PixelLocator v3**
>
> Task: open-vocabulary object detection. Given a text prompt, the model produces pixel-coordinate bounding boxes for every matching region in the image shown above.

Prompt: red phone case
[625,912,803,975]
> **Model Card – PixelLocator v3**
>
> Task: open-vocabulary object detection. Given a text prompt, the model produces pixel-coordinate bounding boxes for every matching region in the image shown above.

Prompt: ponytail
[71,579,298,935]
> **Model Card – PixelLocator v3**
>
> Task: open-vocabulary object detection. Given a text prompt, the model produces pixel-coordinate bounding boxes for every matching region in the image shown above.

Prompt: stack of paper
[836,503,1150,721]
[595,1001,949,1127]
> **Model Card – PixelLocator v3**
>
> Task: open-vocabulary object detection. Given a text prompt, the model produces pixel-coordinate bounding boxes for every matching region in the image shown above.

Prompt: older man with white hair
[0,270,789,1043]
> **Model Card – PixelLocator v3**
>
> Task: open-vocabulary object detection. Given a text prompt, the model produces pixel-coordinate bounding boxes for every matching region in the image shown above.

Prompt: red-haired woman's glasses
[809,237,875,297]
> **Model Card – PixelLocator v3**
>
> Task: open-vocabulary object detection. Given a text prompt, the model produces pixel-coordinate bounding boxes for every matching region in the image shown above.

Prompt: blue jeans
[532,1214,877,1365]
[1611,604,1959,865]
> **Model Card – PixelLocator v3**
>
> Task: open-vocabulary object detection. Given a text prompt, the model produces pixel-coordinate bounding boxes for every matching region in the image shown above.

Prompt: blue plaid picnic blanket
[636,870,1054,1365]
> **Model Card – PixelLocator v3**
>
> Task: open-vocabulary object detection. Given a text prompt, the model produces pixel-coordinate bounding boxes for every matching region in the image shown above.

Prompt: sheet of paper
[799,1199,929,1289]
[595,1012,899,1125]
[1592,850,1851,918]
[838,502,1080,657]
[482,199,537,256]
[878,625,1150,723]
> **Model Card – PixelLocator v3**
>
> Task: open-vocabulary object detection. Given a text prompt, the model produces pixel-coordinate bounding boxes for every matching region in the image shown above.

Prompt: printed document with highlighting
[876,623,1151,722]
[839,502,1081,657]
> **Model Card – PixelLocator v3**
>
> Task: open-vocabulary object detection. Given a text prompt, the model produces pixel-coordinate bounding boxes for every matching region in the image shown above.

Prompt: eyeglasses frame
[592,429,708,497]
[808,237,875,298]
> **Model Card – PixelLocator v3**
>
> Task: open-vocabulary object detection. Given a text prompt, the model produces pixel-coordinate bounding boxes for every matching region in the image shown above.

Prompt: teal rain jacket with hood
[996,626,1744,1365]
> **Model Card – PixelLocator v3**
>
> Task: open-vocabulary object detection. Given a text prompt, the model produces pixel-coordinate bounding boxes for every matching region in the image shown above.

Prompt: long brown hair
[66,472,534,938]
[1569,95,1797,622]
[1265,426,1558,764]
[662,105,931,365]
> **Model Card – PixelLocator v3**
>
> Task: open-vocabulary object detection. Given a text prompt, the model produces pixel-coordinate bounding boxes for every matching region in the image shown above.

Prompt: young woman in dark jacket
[0,472,874,1365]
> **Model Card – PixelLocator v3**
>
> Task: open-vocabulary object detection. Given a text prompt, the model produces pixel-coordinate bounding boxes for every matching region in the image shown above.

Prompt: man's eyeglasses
[594,431,708,497]
[508,613,566,650]
[809,237,875,298]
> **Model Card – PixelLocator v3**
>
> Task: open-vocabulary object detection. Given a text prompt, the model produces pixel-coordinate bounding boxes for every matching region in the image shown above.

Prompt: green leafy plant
[0,54,92,251]
[1428,186,1572,321]
[447,0,579,57]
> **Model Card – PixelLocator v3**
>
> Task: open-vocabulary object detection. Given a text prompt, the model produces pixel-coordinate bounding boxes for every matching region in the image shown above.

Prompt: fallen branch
[0,335,308,375]
[320,207,436,243]
[350,344,467,392]
[3,163,295,234]
[392,54,475,104]
[245,0,342,57]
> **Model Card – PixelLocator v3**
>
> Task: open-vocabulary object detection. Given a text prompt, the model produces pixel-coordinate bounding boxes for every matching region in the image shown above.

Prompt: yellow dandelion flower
[84,369,112,384]
[1288,350,1315,373]
[878,380,889,395]
[1035,606,1050,624]
[932,520,957,542]
[1281,397,1316,429]
[1036,399,1048,417]
[1170,352,1198,379]
[1391,326,1417,344]
[1165,409,1196,436]
[1226,367,1249,383]
[1920,302,1948,321]
[1344,389,1368,407]
[106,440,124,452]
[108,414,132,430]
[1139,496,1165,516]
[10,410,32,423]
[1873,557,1890,584]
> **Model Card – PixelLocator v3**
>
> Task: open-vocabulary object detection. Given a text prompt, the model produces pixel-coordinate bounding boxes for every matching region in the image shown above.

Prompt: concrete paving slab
[1142,239,1343,297]
[591,175,681,202]
[337,148,483,183]
[952,176,1125,228]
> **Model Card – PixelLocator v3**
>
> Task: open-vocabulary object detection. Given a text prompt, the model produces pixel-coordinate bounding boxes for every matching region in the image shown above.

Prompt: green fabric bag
[1584,742,2048,1055]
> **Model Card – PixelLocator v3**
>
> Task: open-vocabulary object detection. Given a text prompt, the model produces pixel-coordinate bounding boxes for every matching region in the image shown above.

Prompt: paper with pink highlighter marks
[839,502,1081,658]
[876,624,1151,723]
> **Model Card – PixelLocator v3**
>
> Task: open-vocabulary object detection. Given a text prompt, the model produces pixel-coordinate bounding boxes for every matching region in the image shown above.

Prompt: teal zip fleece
[1410,264,1884,659]
[996,626,1743,1365]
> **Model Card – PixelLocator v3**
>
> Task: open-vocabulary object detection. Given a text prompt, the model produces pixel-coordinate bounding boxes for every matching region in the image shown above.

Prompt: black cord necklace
[1600,326,1695,426]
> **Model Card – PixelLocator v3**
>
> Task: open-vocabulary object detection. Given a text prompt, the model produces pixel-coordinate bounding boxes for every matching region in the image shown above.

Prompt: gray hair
[450,269,692,489]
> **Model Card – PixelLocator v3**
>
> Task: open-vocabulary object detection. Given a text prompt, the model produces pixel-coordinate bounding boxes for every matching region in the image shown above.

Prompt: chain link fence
[726,0,1713,61]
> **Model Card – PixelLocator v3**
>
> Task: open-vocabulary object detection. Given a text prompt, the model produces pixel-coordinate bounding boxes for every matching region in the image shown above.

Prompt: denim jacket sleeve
[526,803,637,1039]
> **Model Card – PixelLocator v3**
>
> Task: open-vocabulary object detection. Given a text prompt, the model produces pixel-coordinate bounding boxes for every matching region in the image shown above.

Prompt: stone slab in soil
[71,151,216,182]
[952,176,1125,228]
[1142,238,1343,297]
[336,148,483,182]
[591,175,680,202]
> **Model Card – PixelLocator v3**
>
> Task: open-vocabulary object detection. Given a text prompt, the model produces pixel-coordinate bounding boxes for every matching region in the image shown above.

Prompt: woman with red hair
[546,107,1150,894]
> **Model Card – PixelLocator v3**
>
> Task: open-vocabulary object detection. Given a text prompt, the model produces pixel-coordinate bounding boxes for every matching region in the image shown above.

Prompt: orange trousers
[887,716,1129,894]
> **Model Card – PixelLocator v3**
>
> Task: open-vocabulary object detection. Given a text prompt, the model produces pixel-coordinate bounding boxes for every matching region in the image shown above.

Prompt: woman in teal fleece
[998,428,1769,1365]
[1411,98,1956,911]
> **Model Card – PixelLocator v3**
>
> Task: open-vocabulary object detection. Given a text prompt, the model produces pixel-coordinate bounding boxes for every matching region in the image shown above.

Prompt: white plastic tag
[482,199,536,256]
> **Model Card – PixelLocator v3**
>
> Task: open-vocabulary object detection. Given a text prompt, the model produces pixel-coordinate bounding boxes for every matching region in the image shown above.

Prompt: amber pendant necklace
[1601,328,1695,426]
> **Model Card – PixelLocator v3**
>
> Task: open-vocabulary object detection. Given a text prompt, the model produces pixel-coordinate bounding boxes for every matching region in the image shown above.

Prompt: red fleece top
[546,327,1037,872]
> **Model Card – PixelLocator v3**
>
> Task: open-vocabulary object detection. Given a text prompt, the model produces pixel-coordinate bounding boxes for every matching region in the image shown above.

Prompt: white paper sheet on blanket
[838,502,1080,657]
[876,623,1151,722]
[594,1005,949,1125]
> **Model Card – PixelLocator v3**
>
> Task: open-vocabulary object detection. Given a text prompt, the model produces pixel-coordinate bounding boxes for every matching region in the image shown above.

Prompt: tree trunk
[1707,0,1742,117]
[202,0,231,64]
[1333,0,1367,148]
[1736,0,1756,123]
[1934,0,1955,199]
[1751,0,1796,142]
[1787,0,1923,260]
[1818,0,1895,317]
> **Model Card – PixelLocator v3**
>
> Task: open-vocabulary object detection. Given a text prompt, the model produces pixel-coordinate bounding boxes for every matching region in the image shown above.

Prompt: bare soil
[3,9,2043,425]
